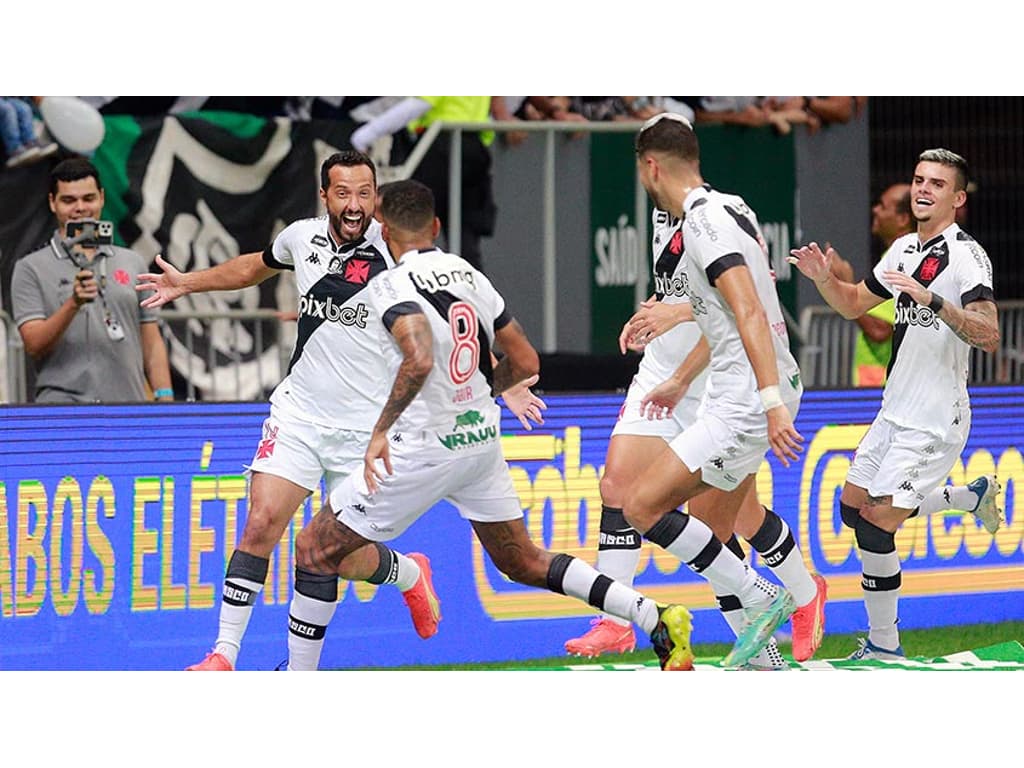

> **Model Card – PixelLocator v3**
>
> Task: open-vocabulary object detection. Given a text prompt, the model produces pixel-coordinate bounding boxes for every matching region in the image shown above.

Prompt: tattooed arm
[365,310,433,492]
[884,270,1000,353]
[940,299,1001,353]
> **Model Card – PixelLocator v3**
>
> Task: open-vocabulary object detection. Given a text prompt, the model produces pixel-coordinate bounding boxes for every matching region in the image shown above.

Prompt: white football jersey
[366,248,508,460]
[632,208,708,403]
[867,222,994,440]
[264,217,395,429]
[681,186,801,429]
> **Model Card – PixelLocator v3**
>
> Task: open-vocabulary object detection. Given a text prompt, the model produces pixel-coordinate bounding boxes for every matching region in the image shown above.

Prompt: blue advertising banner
[1,388,1021,670]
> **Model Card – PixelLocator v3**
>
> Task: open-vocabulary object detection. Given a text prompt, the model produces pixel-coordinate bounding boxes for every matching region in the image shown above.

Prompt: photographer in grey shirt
[11,157,173,403]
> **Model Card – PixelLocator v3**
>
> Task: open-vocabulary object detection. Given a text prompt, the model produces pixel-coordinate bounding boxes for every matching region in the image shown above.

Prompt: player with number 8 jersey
[365,248,506,461]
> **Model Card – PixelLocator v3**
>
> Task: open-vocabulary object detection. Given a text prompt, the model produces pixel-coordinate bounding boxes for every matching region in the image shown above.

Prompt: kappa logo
[899,480,915,492]
[351,503,366,515]
[344,258,371,284]
[307,252,321,265]
[711,457,725,470]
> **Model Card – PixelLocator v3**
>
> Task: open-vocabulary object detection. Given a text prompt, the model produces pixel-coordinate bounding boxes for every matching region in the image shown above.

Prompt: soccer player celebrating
[564,201,826,668]
[289,178,791,671]
[788,148,1003,659]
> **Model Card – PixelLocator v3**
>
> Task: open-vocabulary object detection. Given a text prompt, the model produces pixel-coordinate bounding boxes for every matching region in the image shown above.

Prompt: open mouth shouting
[335,210,368,241]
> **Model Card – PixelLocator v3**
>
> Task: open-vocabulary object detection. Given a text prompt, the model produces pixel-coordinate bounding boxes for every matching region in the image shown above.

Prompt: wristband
[759,385,784,411]
[154,388,173,399]
[928,292,945,313]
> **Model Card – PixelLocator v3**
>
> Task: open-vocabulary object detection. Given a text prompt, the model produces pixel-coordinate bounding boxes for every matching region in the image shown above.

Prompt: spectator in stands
[805,96,867,125]
[569,97,667,122]
[10,157,173,402]
[685,97,865,135]
[350,96,501,273]
[502,97,589,144]
[1,97,57,168]
[829,182,913,386]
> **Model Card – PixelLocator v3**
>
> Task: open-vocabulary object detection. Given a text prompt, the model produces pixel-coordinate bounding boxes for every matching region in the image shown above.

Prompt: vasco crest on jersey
[343,258,371,284]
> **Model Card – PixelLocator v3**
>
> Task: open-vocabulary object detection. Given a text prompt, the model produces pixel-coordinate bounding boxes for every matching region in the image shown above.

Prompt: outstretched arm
[788,241,883,319]
[136,251,277,309]
[492,318,540,396]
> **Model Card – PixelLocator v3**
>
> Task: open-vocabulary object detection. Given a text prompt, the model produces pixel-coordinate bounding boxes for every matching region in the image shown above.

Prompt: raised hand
[786,241,835,283]
[500,374,547,431]
[882,269,930,306]
[639,377,687,420]
[136,254,188,308]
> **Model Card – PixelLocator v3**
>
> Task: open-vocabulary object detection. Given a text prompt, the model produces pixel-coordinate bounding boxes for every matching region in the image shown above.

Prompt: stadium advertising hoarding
[1,388,1021,670]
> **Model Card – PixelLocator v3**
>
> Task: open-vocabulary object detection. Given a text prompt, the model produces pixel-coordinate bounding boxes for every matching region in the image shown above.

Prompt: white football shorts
[668,395,801,492]
[245,406,368,497]
[329,440,524,542]
[610,378,701,441]
[845,413,971,510]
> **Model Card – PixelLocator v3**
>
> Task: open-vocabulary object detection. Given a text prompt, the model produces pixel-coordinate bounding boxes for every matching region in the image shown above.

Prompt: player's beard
[329,209,371,243]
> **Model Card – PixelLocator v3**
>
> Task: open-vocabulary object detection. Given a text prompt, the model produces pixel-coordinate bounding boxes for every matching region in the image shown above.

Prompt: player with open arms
[788,148,1002,659]
[137,151,526,670]
[290,179,793,670]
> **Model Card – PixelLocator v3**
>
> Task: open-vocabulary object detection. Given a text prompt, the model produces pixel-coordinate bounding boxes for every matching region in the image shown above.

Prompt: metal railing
[1,308,293,404]
[380,119,650,353]
[1,309,27,403]
[5,300,1022,404]
[797,300,1024,388]
[157,308,293,402]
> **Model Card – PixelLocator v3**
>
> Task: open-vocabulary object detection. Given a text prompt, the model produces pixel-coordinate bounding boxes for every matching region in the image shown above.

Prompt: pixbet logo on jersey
[894,303,940,329]
[654,270,689,298]
[298,296,369,327]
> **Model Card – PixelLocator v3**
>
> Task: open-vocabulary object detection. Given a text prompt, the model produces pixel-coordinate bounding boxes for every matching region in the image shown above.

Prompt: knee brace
[840,502,861,530]
[854,516,896,554]
[599,506,640,551]
[294,567,339,602]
